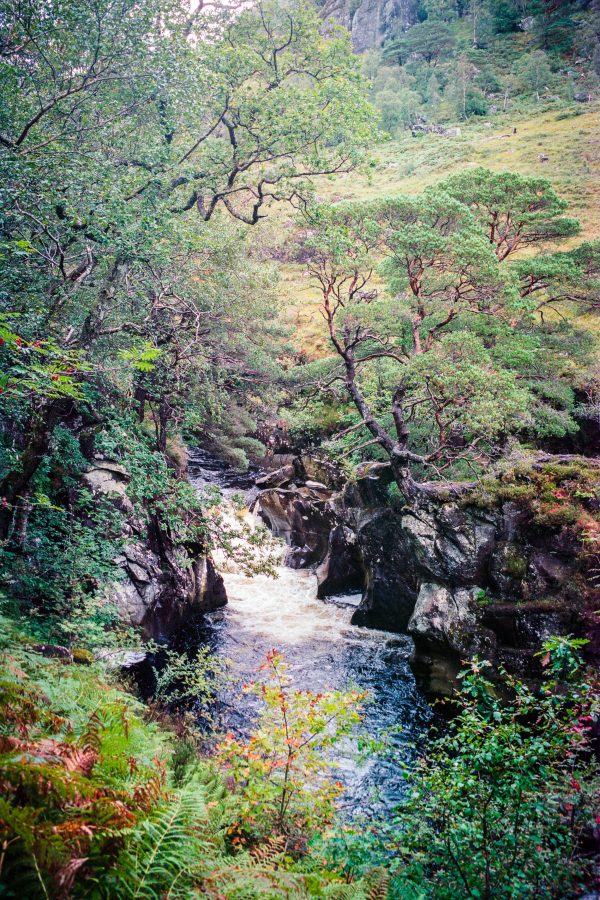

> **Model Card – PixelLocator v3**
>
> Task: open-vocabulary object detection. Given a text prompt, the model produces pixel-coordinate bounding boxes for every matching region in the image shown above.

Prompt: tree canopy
[299,169,597,499]
[0,0,374,541]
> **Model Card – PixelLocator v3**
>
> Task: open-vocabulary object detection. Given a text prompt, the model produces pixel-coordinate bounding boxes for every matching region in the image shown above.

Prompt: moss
[72,647,94,665]
[474,588,494,607]
[503,551,528,579]
[465,461,600,534]
[532,502,581,527]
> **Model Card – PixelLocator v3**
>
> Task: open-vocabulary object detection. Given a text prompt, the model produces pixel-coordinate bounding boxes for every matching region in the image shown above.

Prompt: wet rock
[401,501,497,585]
[253,486,334,568]
[408,583,496,659]
[33,644,72,660]
[305,480,329,491]
[350,508,418,631]
[248,446,592,695]
[316,525,363,597]
[255,465,295,488]
[482,600,577,650]
[99,648,148,670]
[109,538,226,640]
[82,455,228,640]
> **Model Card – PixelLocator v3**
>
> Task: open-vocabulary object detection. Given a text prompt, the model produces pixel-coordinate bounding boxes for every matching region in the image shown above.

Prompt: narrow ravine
[188,450,431,815]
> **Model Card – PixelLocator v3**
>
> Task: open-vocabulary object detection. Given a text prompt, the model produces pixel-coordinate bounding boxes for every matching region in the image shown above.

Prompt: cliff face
[83,458,226,641]
[320,0,418,51]
[253,454,599,695]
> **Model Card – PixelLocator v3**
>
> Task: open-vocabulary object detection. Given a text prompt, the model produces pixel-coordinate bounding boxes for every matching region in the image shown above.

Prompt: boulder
[253,482,335,568]
[83,462,134,516]
[83,456,228,640]
[316,525,363,597]
[255,464,296,489]
[408,582,496,660]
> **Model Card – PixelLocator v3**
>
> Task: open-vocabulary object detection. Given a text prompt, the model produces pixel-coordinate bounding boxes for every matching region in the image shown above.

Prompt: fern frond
[111,787,208,899]
[250,834,286,866]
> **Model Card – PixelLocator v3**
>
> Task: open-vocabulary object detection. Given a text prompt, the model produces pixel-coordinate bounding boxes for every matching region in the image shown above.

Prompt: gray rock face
[85,458,226,640]
[316,524,363,597]
[255,454,589,694]
[321,0,418,51]
[253,484,335,568]
[83,461,134,516]
[409,583,481,655]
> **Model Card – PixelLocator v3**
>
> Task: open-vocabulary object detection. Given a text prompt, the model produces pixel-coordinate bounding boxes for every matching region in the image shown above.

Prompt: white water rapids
[188,449,431,814]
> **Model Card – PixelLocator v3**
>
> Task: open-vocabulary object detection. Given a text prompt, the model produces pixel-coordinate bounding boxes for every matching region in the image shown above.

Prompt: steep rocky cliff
[253,453,599,694]
[84,458,226,641]
[320,0,418,51]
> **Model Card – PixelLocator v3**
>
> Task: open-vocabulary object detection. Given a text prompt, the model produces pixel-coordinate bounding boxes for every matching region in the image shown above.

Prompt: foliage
[297,169,595,498]
[367,0,599,133]
[0,0,374,555]
[215,650,366,845]
[0,619,391,898]
[387,642,599,898]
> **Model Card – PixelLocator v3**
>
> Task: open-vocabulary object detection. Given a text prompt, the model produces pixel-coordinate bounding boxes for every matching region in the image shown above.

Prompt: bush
[389,640,599,898]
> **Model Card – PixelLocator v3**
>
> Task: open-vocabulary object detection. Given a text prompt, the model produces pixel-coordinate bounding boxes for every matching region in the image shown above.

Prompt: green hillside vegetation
[275,107,600,357]
[1,614,597,897]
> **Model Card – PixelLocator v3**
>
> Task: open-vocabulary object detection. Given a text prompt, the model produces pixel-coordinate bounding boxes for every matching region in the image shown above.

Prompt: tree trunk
[157,401,169,453]
[134,384,147,422]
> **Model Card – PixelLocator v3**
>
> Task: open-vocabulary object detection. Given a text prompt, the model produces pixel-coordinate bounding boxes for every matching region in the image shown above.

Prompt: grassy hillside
[273,103,600,357]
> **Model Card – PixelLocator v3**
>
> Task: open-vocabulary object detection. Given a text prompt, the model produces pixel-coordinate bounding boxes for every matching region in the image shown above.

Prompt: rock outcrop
[84,457,226,640]
[321,0,418,52]
[252,468,335,567]
[253,452,598,694]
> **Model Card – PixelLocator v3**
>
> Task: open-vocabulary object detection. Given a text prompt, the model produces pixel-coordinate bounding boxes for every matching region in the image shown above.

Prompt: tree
[0,0,374,542]
[383,21,455,67]
[440,168,581,259]
[215,651,364,842]
[446,54,482,119]
[392,639,598,898]
[426,72,442,114]
[515,49,554,100]
[469,0,494,47]
[300,171,593,501]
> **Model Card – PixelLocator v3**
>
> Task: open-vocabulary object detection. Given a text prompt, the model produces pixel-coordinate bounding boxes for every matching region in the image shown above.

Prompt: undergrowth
[0,616,382,899]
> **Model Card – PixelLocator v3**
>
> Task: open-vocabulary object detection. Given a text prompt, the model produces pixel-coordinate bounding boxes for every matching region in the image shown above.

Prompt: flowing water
[188,449,431,815]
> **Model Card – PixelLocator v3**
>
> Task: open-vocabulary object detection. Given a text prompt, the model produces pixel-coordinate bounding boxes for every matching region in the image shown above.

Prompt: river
[188,449,431,815]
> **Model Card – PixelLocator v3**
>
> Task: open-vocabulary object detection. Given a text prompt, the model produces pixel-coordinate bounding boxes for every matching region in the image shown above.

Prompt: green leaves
[300,168,594,486]
[215,651,365,842]
[119,343,162,373]
[389,647,598,899]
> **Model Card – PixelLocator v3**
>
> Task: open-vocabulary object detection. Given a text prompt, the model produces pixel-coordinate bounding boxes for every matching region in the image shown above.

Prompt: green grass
[270,103,600,357]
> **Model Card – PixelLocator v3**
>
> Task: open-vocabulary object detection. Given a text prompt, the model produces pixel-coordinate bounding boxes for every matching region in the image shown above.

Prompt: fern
[110,787,208,899]
[250,834,286,866]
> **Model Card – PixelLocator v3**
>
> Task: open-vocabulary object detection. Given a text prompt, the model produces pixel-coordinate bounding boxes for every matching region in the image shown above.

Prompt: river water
[188,449,431,815]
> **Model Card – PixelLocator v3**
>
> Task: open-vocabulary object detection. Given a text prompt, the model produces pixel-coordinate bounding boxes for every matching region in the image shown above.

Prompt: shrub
[389,640,599,898]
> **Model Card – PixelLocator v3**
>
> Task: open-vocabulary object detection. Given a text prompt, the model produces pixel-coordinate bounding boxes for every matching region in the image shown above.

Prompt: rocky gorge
[252,450,599,695]
[91,437,597,697]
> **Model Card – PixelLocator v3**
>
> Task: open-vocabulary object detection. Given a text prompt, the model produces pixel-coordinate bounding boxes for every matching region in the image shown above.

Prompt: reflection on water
[189,450,431,814]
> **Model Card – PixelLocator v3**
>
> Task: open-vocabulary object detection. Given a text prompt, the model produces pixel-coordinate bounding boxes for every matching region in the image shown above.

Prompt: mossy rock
[72,647,94,665]
[503,551,528,579]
